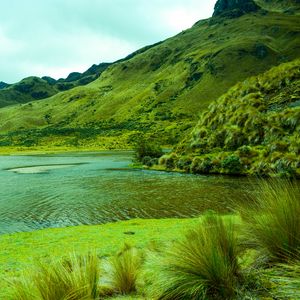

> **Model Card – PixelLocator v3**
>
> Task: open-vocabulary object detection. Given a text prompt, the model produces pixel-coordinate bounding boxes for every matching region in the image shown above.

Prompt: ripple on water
[6,164,81,174]
[0,152,285,234]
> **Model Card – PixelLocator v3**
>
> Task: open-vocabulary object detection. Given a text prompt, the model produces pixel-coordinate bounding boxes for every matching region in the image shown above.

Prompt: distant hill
[161,59,300,177]
[0,82,10,90]
[0,63,111,108]
[0,0,299,149]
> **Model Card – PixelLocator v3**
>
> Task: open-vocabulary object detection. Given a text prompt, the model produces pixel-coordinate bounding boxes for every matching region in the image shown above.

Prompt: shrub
[191,157,213,174]
[147,214,243,299]
[241,179,300,263]
[176,156,192,172]
[159,153,178,170]
[221,155,243,175]
[133,138,163,163]
[250,161,271,176]
[10,253,101,300]
[141,156,158,167]
[273,158,296,177]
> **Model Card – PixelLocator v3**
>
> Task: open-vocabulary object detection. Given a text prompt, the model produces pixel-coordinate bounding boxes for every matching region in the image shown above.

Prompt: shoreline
[0,146,133,156]
[0,217,199,297]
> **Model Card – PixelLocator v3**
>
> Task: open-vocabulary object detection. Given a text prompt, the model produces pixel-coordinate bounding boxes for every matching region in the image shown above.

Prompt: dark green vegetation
[133,138,163,166]
[0,0,299,149]
[5,179,300,299]
[161,59,300,177]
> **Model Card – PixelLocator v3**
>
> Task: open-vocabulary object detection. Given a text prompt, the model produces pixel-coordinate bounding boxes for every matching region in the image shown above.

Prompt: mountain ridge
[0,0,299,150]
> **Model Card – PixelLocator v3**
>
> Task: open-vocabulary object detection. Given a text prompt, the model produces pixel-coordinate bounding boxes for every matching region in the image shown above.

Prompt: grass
[263,262,300,299]
[106,244,143,295]
[241,178,300,263]
[10,253,101,300]
[0,218,199,299]
[145,214,243,299]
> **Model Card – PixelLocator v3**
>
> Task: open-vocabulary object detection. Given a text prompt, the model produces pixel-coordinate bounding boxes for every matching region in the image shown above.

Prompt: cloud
[0,0,215,83]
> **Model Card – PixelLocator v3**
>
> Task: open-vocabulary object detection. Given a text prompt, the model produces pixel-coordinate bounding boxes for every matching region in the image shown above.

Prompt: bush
[273,158,296,177]
[191,157,213,174]
[147,214,243,299]
[241,179,300,263]
[141,156,158,167]
[176,156,192,172]
[221,155,243,175]
[133,138,163,163]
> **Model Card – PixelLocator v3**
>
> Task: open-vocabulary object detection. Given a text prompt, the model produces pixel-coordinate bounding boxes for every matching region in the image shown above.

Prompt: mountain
[161,59,300,177]
[0,77,59,108]
[0,0,299,149]
[0,63,111,108]
[0,82,10,90]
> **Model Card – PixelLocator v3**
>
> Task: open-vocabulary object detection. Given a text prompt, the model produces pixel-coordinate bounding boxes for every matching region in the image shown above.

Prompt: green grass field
[0,218,199,298]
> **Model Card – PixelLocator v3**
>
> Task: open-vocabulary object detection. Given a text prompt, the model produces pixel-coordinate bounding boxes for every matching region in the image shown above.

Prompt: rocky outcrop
[213,0,260,17]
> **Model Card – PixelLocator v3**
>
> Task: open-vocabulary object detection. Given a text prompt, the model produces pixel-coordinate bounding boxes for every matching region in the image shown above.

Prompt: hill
[0,63,111,108]
[0,0,299,149]
[160,59,300,177]
[0,82,10,90]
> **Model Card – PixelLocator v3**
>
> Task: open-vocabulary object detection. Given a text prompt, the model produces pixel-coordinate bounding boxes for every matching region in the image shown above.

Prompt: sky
[0,0,216,83]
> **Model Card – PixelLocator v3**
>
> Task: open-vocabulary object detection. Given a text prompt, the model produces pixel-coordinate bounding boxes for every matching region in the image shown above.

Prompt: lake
[0,151,254,234]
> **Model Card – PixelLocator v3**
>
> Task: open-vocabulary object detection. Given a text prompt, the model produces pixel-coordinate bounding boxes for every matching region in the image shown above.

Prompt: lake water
[0,151,254,234]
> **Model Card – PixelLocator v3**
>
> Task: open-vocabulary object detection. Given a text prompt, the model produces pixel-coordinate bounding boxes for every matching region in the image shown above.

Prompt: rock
[123,231,135,235]
[213,0,260,18]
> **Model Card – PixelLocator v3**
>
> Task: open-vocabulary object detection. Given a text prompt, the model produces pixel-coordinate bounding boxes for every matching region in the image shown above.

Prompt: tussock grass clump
[241,179,300,263]
[106,244,143,295]
[146,214,243,299]
[10,253,101,300]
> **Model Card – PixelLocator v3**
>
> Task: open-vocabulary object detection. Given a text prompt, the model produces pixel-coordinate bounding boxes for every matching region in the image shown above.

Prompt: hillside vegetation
[0,1,299,149]
[160,59,300,177]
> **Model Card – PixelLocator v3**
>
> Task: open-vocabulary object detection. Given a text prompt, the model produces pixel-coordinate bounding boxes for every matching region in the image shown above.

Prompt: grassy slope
[0,7,299,148]
[165,59,300,177]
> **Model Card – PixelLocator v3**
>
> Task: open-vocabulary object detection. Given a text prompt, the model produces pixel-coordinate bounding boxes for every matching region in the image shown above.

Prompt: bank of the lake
[0,218,199,298]
[0,146,131,155]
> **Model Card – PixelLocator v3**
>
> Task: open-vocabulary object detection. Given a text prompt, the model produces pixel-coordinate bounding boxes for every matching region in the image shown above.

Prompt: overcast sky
[0,0,216,83]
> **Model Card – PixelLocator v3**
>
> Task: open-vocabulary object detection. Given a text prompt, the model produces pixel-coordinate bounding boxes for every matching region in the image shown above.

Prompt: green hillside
[0,0,299,149]
[0,63,111,108]
[161,59,300,177]
[0,77,59,108]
